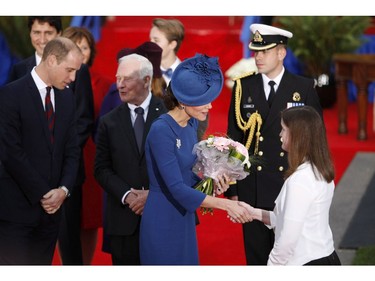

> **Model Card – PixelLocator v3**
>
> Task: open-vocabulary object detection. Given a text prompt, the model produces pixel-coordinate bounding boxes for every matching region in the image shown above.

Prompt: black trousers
[109,224,140,265]
[58,184,83,265]
[243,220,275,265]
[304,251,341,265]
[0,215,59,265]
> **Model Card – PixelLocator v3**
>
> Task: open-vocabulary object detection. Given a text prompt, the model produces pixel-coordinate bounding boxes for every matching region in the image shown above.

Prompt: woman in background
[63,26,112,264]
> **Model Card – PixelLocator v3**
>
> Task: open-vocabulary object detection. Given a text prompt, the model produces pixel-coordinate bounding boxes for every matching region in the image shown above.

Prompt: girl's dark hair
[281,106,334,182]
[162,84,180,110]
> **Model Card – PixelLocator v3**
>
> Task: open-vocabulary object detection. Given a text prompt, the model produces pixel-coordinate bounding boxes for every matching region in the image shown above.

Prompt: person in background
[99,41,165,119]
[150,18,208,141]
[116,43,166,98]
[149,18,185,86]
[239,106,340,266]
[0,37,82,265]
[98,41,165,254]
[7,18,95,142]
[94,54,167,265]
[7,16,62,82]
[139,54,251,265]
[225,23,322,265]
[62,26,112,265]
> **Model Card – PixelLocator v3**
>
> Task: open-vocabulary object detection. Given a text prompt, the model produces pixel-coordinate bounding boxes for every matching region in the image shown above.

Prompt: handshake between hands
[213,175,259,224]
[227,200,257,224]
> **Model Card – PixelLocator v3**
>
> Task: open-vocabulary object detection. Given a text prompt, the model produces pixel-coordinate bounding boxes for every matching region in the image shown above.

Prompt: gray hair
[118,53,153,80]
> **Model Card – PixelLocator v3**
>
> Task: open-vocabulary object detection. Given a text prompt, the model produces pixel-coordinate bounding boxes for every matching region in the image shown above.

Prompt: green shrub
[352,246,375,265]
[274,16,372,77]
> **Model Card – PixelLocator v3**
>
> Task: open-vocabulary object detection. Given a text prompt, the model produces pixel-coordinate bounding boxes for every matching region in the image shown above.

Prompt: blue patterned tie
[134,107,145,152]
[162,68,173,79]
[45,86,55,143]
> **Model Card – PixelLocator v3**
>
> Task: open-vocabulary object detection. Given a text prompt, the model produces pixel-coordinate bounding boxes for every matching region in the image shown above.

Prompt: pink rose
[212,137,232,152]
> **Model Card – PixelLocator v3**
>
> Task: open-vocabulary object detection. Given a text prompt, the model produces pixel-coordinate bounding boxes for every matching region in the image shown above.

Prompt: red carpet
[54,16,375,265]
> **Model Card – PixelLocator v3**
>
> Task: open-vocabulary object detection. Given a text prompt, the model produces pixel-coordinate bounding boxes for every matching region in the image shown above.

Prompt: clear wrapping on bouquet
[192,135,251,214]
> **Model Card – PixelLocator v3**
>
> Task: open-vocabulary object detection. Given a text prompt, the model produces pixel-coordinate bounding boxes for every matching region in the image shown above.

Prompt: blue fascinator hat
[170,53,224,106]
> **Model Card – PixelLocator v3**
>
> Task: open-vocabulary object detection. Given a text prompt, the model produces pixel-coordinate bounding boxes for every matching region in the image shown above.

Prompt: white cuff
[59,186,70,197]
[122,190,131,205]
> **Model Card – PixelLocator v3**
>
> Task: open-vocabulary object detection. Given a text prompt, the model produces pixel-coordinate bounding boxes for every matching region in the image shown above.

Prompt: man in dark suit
[0,37,82,265]
[7,16,94,265]
[226,23,322,265]
[94,54,166,265]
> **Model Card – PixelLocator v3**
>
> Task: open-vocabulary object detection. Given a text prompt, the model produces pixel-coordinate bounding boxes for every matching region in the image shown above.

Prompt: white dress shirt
[35,52,42,66]
[267,162,335,265]
[261,67,285,100]
[31,67,54,110]
[127,92,152,125]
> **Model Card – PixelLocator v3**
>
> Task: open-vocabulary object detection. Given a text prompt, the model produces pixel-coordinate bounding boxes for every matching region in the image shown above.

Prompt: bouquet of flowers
[192,135,251,214]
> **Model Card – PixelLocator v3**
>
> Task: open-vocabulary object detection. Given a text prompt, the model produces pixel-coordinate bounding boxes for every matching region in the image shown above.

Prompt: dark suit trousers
[58,183,83,265]
[243,220,275,265]
[110,224,140,265]
[0,215,59,265]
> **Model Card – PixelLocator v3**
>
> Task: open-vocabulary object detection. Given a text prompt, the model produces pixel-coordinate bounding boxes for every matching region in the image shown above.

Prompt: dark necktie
[268,80,276,107]
[162,68,173,79]
[134,107,145,152]
[45,86,55,143]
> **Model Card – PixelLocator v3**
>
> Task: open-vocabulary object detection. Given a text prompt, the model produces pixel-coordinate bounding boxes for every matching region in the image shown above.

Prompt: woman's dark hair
[281,106,334,182]
[151,77,167,98]
[163,84,179,110]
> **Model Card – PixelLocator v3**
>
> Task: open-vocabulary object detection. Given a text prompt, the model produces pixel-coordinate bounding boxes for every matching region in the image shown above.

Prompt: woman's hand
[226,201,253,223]
[214,174,232,196]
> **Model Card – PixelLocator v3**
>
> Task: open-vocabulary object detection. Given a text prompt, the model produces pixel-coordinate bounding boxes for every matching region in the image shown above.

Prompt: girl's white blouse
[267,162,335,265]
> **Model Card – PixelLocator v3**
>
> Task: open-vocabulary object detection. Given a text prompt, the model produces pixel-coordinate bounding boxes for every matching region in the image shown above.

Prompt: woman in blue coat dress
[139,54,251,265]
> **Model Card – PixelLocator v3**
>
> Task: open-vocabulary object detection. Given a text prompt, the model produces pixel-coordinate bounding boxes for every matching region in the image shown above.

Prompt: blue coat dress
[140,114,206,265]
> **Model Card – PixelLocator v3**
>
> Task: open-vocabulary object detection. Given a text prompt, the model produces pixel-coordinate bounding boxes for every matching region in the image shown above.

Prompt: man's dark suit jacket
[94,96,166,236]
[0,74,80,224]
[8,55,94,186]
[7,55,94,264]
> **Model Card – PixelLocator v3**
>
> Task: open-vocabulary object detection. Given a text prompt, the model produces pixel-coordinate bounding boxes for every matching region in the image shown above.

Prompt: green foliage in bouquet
[195,178,214,215]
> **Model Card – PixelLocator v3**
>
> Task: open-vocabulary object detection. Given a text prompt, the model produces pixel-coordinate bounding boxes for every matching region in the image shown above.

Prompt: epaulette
[232,71,256,81]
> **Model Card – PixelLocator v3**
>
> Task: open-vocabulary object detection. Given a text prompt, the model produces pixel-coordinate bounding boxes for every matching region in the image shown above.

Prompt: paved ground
[330,152,375,265]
